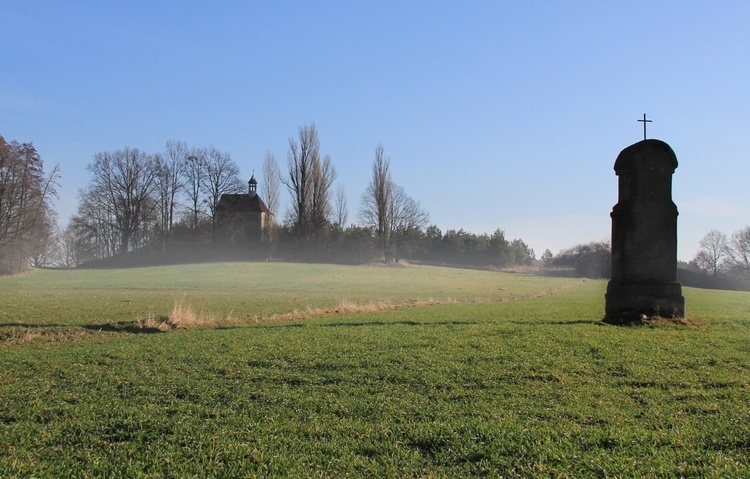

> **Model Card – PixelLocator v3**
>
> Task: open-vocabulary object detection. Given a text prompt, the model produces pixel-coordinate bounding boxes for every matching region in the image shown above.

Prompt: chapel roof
[216,192,269,214]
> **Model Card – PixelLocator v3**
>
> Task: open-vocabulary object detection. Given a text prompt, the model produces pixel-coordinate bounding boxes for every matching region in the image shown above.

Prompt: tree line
[2,125,541,273]
[13,124,747,290]
[533,231,750,291]
[69,141,247,262]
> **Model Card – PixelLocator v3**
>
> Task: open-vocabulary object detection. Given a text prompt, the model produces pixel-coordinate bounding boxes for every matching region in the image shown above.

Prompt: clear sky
[2,1,749,260]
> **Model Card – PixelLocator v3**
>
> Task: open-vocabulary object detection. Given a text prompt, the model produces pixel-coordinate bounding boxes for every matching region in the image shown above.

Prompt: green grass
[0,263,578,329]
[1,264,749,477]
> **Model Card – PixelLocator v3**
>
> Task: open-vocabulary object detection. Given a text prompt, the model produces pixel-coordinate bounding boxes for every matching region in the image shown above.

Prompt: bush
[553,241,611,278]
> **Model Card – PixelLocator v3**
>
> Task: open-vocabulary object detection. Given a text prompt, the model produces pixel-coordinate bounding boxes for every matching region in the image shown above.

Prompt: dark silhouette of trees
[0,136,59,274]
[49,128,552,272]
[414,226,535,268]
[81,147,160,255]
[70,142,247,262]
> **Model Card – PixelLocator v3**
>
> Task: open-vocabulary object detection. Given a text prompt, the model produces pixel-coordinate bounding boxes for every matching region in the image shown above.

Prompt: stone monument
[604,139,685,322]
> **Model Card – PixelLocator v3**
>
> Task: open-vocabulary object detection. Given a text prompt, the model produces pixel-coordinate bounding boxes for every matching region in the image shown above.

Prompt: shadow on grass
[549,319,606,326]
[1,322,163,346]
[1,322,165,334]
[0,323,71,328]
[508,319,604,327]
[323,320,479,328]
[82,323,165,334]
[600,315,706,328]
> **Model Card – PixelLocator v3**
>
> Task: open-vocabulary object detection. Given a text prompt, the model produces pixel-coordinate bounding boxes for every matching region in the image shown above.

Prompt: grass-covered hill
[1,263,749,477]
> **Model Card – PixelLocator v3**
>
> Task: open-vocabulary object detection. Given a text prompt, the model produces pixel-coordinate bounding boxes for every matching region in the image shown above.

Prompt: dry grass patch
[258,300,396,325]
[641,314,707,328]
[1,326,97,347]
[134,297,470,331]
[133,287,588,332]
[0,327,45,345]
[136,298,239,331]
[259,297,494,325]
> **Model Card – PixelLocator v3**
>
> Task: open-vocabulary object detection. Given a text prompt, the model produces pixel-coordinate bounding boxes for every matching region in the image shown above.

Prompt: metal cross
[637,113,652,140]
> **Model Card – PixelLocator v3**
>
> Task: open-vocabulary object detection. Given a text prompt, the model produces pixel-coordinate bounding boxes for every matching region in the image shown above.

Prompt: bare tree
[83,147,159,255]
[333,184,348,229]
[359,144,428,262]
[0,136,59,274]
[71,195,103,262]
[29,226,61,268]
[261,151,281,244]
[283,123,336,243]
[57,223,81,267]
[728,226,750,276]
[360,144,392,258]
[309,153,336,235]
[388,184,429,261]
[200,146,244,241]
[71,184,119,262]
[156,140,188,249]
[67,206,110,264]
[184,151,206,241]
[284,124,316,240]
[691,229,730,277]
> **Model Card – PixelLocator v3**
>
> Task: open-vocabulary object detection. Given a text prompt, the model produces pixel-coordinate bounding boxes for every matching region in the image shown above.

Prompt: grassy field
[1,263,749,477]
[0,263,579,330]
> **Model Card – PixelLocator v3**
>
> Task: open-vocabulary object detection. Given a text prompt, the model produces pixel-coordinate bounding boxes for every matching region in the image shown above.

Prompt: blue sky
[2,1,749,260]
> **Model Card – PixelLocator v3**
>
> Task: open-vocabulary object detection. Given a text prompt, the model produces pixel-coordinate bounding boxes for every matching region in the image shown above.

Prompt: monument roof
[614,139,678,174]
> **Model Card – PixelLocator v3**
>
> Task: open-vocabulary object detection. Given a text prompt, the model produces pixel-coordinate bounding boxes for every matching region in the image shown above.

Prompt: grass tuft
[166,298,202,329]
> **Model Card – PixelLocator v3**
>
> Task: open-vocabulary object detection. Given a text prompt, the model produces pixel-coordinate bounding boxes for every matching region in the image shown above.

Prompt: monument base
[604,281,684,323]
